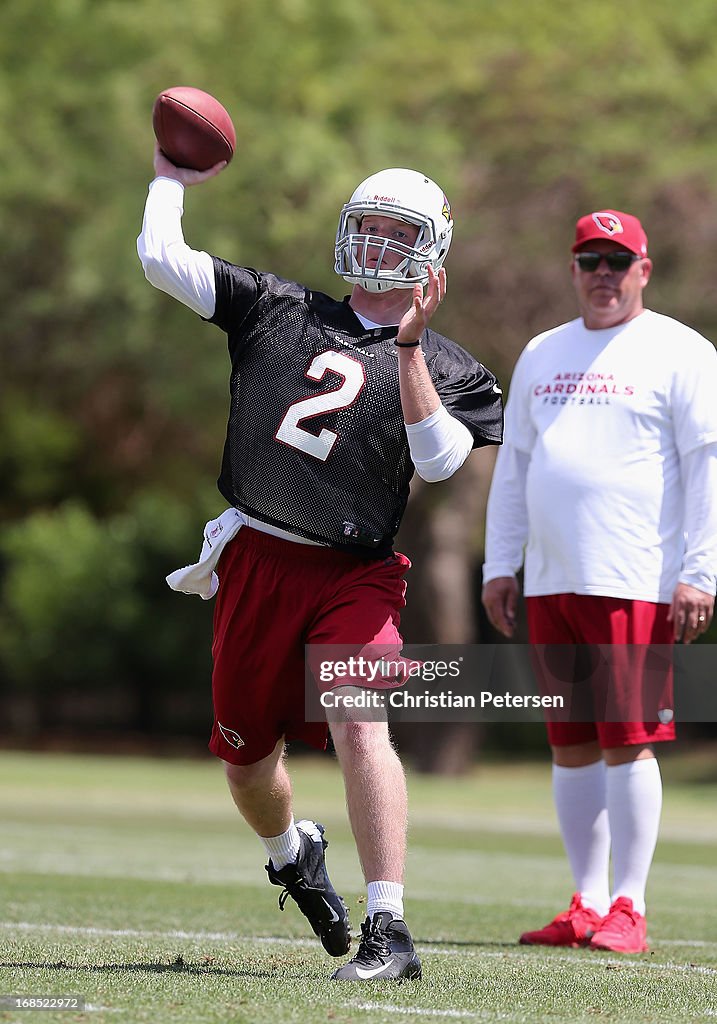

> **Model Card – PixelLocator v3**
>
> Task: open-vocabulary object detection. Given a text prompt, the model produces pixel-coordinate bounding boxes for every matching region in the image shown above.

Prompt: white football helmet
[334,168,453,292]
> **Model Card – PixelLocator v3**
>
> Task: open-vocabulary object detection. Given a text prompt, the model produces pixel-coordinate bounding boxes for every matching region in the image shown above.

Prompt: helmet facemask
[334,169,453,293]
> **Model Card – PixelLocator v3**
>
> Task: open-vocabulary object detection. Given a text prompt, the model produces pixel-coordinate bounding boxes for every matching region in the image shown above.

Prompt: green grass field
[0,749,715,1024]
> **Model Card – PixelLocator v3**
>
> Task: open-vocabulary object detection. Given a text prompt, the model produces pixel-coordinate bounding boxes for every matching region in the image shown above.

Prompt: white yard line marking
[3,922,716,976]
[347,1004,489,1020]
[0,922,309,945]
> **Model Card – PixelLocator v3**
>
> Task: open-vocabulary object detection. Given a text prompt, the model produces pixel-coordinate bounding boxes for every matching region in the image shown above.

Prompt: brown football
[152,86,236,172]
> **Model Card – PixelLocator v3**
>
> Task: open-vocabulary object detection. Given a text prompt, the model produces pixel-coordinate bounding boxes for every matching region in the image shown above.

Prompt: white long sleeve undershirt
[404,404,473,482]
[136,177,473,482]
[137,177,216,317]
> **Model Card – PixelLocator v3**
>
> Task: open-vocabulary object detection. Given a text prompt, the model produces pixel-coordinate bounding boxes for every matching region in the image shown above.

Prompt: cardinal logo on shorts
[657,708,674,725]
[592,212,624,237]
[218,721,245,748]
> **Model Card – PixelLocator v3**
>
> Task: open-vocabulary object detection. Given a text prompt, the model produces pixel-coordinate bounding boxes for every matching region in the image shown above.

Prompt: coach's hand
[482,576,519,638]
[668,582,715,643]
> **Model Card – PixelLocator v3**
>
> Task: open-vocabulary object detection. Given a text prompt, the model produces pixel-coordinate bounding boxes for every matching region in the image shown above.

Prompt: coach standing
[482,210,717,952]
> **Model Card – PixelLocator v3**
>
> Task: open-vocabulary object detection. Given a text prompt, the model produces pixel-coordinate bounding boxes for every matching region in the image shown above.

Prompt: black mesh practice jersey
[207,258,503,558]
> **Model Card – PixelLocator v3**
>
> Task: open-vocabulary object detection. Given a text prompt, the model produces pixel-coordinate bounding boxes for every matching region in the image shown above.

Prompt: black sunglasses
[574,251,642,272]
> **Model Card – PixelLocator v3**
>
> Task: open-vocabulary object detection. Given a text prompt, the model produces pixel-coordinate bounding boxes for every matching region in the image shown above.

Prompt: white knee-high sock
[552,761,611,916]
[261,817,302,870]
[607,758,662,916]
[367,880,404,920]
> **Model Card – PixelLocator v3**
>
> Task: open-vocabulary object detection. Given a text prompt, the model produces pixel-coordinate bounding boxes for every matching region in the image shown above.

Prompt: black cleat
[331,911,422,981]
[266,819,350,957]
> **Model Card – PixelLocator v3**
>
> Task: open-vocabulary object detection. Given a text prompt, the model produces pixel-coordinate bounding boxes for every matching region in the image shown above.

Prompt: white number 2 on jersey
[275,350,367,461]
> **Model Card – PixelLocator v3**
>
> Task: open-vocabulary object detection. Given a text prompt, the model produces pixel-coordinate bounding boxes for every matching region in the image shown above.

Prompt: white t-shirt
[486,310,717,602]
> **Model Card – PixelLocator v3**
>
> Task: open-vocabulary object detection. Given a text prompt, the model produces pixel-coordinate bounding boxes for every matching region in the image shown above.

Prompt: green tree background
[2,0,716,763]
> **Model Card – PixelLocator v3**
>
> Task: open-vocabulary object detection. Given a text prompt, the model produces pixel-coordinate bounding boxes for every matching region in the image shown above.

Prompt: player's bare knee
[223,742,285,790]
[602,743,655,766]
[224,760,267,790]
[330,718,392,758]
[551,740,602,767]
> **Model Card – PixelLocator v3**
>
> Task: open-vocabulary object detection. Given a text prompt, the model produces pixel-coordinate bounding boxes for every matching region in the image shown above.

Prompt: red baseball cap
[572,210,648,256]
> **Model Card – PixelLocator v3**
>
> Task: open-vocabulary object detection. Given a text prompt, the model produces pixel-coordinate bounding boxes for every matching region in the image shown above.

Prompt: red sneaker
[588,896,648,953]
[520,893,604,947]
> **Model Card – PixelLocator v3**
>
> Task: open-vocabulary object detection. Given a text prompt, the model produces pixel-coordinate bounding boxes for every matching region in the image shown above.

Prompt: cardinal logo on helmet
[592,212,623,236]
[442,195,451,222]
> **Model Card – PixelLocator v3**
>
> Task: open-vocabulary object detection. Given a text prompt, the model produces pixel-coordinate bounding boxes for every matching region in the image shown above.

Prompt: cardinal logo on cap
[592,212,624,236]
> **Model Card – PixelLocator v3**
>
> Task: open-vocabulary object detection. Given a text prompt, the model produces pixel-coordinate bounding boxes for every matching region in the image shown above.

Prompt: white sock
[261,817,302,870]
[552,761,611,916]
[367,880,404,920]
[607,758,662,916]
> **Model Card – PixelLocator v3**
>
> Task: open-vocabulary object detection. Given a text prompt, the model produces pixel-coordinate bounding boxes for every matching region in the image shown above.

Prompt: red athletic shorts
[526,593,676,748]
[209,526,410,765]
